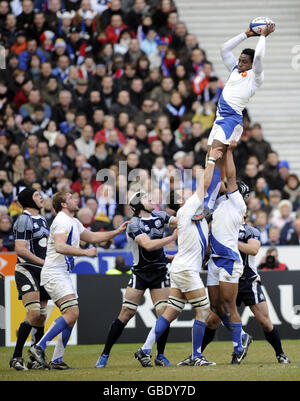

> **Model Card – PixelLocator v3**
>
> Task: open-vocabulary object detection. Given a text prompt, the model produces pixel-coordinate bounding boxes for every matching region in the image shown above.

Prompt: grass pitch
[0,340,299,381]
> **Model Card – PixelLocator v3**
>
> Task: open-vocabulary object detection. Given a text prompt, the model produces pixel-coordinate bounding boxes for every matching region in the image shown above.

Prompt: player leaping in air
[193,22,275,218]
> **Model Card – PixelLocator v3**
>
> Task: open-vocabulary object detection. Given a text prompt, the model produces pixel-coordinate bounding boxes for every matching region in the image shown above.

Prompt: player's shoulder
[127,216,141,231]
[242,224,261,240]
[13,212,33,230]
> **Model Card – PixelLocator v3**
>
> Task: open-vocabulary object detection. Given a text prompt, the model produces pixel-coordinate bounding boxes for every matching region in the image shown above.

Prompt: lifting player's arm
[238,239,261,256]
[224,140,238,193]
[199,147,224,200]
[135,230,178,252]
[80,221,130,244]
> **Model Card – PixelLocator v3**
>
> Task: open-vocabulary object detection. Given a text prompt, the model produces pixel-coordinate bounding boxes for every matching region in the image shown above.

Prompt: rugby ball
[249,16,275,35]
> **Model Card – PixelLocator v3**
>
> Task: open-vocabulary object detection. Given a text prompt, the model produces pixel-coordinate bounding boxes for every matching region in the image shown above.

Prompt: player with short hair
[29,191,129,369]
[10,187,50,371]
[95,192,178,368]
[134,146,223,367]
[179,222,291,365]
[206,142,249,364]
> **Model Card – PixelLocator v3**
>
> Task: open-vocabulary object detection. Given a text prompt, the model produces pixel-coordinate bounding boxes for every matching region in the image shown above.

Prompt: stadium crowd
[0,0,300,256]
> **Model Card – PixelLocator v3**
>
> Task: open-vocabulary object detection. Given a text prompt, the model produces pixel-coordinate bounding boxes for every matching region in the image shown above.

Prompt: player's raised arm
[252,22,275,83]
[135,230,178,252]
[220,32,248,71]
[224,140,238,193]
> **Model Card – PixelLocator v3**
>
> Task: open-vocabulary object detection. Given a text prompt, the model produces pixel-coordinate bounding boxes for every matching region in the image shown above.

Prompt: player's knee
[154,300,169,316]
[190,296,210,322]
[120,299,138,322]
[167,296,186,312]
[60,298,79,324]
[25,301,41,326]
[258,315,273,331]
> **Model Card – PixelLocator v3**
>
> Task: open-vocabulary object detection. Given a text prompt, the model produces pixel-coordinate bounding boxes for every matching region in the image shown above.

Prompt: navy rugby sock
[264,326,283,356]
[201,327,217,352]
[102,318,126,356]
[156,325,170,355]
[13,321,32,358]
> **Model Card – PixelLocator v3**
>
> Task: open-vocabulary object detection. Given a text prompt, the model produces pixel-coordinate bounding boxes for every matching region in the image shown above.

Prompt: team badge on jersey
[241,71,247,77]
[155,219,162,228]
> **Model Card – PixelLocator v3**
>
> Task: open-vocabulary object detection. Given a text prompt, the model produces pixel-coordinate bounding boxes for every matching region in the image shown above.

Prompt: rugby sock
[156,325,170,356]
[192,320,206,359]
[229,322,243,354]
[13,321,32,358]
[241,328,247,342]
[52,325,73,363]
[37,316,68,351]
[142,316,170,354]
[31,326,44,346]
[102,318,126,356]
[201,327,216,352]
[264,326,283,356]
[221,313,231,331]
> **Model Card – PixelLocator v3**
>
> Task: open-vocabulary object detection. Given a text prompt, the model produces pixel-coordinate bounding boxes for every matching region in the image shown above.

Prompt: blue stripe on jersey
[212,257,235,275]
[217,92,243,122]
[195,222,207,261]
[204,167,221,210]
[65,227,74,272]
[210,233,241,262]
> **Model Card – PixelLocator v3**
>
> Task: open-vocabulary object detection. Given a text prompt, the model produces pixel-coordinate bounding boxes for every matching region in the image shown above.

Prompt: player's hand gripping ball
[250,16,275,35]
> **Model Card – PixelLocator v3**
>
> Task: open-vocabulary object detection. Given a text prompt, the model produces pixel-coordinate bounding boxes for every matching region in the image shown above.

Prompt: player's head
[128,191,154,216]
[52,191,79,214]
[238,48,255,73]
[18,187,43,211]
[237,181,250,200]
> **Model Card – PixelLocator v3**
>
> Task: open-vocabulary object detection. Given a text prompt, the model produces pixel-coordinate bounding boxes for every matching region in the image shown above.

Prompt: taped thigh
[59,298,78,314]
[122,299,138,311]
[168,296,186,312]
[154,299,169,313]
[24,300,41,313]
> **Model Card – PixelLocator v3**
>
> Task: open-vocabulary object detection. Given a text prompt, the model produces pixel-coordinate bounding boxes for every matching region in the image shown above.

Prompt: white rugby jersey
[210,190,246,262]
[41,211,84,284]
[217,33,265,120]
[171,193,208,274]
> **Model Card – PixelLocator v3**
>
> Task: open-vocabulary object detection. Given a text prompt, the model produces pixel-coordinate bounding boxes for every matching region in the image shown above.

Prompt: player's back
[239,224,261,281]
[13,211,49,269]
[171,193,208,273]
[126,211,170,273]
[210,191,246,261]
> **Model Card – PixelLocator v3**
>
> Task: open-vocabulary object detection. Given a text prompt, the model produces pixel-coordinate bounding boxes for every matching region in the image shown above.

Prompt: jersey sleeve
[52,216,73,236]
[227,190,246,213]
[252,35,265,87]
[126,218,144,240]
[183,193,203,215]
[220,32,247,72]
[245,225,261,242]
[155,211,172,227]
[13,214,33,241]
[75,218,85,234]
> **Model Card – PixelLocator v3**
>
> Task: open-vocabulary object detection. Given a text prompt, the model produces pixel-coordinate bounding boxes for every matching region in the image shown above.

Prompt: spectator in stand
[75,124,95,160]
[150,76,174,108]
[247,196,262,224]
[71,162,101,195]
[0,213,14,251]
[282,173,300,206]
[258,247,287,271]
[247,123,273,165]
[286,217,300,245]
[164,90,186,131]
[265,226,281,246]
[110,90,138,121]
[270,200,295,231]
[240,163,260,192]
[254,177,269,208]
[254,210,270,246]
[134,98,161,132]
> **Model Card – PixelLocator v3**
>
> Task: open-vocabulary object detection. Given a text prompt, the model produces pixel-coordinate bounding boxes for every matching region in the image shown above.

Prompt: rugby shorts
[15,263,50,301]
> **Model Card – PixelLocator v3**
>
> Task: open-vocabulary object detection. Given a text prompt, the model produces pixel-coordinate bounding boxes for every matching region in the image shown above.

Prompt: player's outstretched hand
[228,140,238,150]
[245,28,259,37]
[261,22,275,37]
[209,146,223,160]
[116,221,131,234]
[85,247,98,257]
[171,229,178,241]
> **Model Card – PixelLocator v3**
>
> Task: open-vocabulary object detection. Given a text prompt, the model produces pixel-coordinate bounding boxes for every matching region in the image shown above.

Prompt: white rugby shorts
[207,258,244,286]
[42,272,78,303]
[170,270,205,293]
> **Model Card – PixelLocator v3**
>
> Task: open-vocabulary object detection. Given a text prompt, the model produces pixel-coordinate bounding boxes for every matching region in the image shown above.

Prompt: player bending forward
[135,146,223,367]
[29,191,129,369]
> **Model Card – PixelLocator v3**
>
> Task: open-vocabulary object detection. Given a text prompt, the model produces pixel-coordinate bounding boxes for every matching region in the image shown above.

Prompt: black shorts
[15,263,50,301]
[127,268,170,291]
[236,278,266,307]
